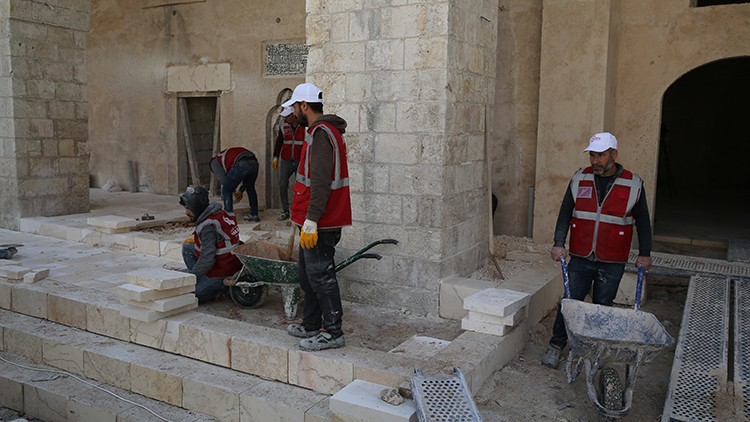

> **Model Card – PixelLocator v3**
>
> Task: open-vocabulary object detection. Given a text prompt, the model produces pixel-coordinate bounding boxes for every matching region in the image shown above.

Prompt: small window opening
[692,0,750,7]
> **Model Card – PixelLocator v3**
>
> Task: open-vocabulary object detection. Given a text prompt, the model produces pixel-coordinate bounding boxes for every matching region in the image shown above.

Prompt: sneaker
[243,214,260,222]
[287,323,320,338]
[277,211,290,221]
[300,330,345,350]
[541,345,563,369]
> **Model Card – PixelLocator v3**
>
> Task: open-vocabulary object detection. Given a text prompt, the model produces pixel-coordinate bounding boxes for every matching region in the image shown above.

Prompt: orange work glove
[300,219,318,249]
[272,157,280,170]
[183,238,195,244]
[234,191,243,202]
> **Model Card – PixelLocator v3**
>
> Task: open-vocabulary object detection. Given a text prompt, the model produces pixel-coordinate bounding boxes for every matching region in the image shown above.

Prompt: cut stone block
[87,215,138,230]
[467,306,527,327]
[116,283,194,302]
[461,315,511,336]
[122,293,196,312]
[124,268,196,290]
[288,349,353,394]
[11,285,47,319]
[439,276,500,320]
[120,299,198,322]
[23,268,50,284]
[388,336,451,361]
[0,266,32,280]
[463,288,531,317]
[330,379,417,422]
[614,272,647,307]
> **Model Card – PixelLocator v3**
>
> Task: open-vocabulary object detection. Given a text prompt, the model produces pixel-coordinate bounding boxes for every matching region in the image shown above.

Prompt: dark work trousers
[278,158,299,212]
[298,229,343,332]
[221,160,258,214]
[549,255,625,349]
[182,242,225,304]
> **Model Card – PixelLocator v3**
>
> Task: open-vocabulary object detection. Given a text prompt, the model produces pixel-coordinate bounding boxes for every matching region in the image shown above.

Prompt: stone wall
[306,0,499,315]
[0,0,90,230]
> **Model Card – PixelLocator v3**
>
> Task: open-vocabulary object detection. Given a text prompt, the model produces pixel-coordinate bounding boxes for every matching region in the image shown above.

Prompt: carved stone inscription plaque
[265,43,308,76]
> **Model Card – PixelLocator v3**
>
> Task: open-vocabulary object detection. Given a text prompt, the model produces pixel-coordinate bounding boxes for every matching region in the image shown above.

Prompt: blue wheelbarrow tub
[561,298,675,365]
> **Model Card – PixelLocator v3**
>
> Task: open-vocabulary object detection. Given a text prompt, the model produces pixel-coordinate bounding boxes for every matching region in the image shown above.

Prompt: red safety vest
[214,147,249,173]
[194,210,243,278]
[568,167,642,263]
[280,122,305,162]
[290,122,352,229]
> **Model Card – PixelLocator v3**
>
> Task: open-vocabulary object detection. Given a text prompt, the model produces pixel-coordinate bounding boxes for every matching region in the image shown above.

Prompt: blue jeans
[299,230,343,332]
[550,256,625,349]
[279,159,299,212]
[222,161,258,214]
[182,242,226,304]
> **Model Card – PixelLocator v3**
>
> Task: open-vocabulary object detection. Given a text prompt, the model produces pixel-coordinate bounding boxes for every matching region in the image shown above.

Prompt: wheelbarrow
[559,257,674,421]
[225,238,398,319]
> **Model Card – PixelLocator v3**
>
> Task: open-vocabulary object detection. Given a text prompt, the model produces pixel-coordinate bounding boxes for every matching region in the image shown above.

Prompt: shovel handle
[634,264,645,311]
[560,257,571,299]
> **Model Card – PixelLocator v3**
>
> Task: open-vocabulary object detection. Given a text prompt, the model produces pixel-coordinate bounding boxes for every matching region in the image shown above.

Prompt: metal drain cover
[411,367,482,422]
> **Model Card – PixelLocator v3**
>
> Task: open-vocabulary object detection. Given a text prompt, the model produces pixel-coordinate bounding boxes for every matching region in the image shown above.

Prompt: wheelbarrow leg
[281,285,301,320]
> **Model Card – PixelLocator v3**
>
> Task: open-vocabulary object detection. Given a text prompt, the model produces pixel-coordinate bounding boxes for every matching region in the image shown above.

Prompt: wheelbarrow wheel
[228,270,268,308]
[598,367,623,422]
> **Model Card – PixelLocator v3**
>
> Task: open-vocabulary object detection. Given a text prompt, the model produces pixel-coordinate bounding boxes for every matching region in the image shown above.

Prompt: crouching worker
[179,186,243,303]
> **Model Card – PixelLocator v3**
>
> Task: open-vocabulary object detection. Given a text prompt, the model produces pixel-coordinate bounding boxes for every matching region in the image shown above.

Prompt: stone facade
[0,0,91,230]
[305,0,499,314]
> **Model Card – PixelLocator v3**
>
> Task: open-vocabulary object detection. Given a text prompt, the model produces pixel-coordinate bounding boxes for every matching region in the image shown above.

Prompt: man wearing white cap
[541,132,653,369]
[282,83,352,351]
[272,106,306,220]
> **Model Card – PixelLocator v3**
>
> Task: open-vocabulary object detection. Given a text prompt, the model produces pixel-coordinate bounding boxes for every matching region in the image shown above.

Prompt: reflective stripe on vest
[195,212,240,255]
[281,122,305,161]
[296,125,350,190]
[571,170,642,226]
[215,147,246,173]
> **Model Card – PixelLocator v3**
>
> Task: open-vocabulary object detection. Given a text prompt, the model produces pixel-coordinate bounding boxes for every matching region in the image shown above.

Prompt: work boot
[287,323,320,338]
[541,344,563,369]
[277,210,290,221]
[299,330,345,351]
[243,214,260,222]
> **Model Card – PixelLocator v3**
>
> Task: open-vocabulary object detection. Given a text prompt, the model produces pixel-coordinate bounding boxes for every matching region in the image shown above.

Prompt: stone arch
[653,56,750,243]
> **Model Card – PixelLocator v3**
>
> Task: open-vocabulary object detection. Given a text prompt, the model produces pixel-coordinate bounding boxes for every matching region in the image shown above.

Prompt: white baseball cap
[583,132,618,152]
[280,106,294,117]
[281,83,324,108]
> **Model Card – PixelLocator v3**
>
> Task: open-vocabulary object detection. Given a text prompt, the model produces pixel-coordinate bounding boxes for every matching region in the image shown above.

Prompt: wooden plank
[209,96,221,197]
[179,98,201,188]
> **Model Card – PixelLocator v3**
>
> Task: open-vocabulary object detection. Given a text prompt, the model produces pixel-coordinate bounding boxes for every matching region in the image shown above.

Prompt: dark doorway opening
[655,57,750,251]
[178,95,219,193]
[692,0,750,7]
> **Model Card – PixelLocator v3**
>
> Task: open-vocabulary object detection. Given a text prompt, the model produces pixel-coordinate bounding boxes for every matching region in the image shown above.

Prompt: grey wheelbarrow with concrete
[559,257,675,421]
[224,238,398,319]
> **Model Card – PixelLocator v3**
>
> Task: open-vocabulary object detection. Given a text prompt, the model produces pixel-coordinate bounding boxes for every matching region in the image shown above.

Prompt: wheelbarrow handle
[560,257,571,299]
[335,253,382,272]
[634,264,645,311]
[352,239,398,256]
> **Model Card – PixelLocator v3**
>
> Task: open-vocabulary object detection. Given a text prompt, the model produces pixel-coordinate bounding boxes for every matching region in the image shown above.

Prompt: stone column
[306,0,498,315]
[0,0,91,230]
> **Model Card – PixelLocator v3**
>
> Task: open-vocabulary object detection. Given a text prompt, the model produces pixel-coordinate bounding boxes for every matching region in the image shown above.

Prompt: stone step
[0,309,331,422]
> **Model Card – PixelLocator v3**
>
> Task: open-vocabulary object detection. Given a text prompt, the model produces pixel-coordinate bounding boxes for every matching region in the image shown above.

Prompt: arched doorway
[654,57,750,255]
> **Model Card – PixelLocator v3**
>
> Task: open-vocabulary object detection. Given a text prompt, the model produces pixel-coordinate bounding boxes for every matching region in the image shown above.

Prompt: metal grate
[662,276,729,422]
[628,251,750,278]
[736,279,750,419]
[411,367,482,422]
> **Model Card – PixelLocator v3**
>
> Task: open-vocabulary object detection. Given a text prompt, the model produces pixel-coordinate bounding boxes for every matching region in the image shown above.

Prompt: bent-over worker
[210,147,260,222]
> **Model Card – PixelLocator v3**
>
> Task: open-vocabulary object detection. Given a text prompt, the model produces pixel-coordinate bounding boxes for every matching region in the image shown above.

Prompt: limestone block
[87,215,137,230]
[124,267,196,290]
[182,364,263,422]
[11,284,47,319]
[0,372,24,411]
[23,268,49,284]
[455,327,529,394]
[350,348,423,390]
[464,288,530,317]
[39,222,68,239]
[288,349,353,394]
[306,398,333,422]
[65,225,90,242]
[129,310,201,352]
[19,217,43,234]
[439,276,500,320]
[231,327,291,382]
[614,272,647,307]
[23,381,70,422]
[86,295,130,341]
[167,63,231,93]
[0,282,11,309]
[132,234,161,256]
[239,379,330,422]
[330,379,417,422]
[82,344,132,391]
[42,336,86,375]
[119,299,197,323]
[130,353,190,407]
[116,283,193,302]
[4,326,42,362]
[467,306,527,327]
[461,315,510,336]
[175,313,236,367]
[101,231,138,247]
[122,293,196,313]
[388,336,451,361]
[47,289,87,330]
[0,265,32,280]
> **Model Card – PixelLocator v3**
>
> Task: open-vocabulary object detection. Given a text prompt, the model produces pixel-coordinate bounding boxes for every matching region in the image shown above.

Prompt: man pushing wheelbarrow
[541,133,673,420]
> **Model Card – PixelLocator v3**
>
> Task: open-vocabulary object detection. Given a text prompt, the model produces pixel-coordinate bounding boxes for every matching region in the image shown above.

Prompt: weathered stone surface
[124,267,196,290]
[463,288,531,317]
[330,380,416,422]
